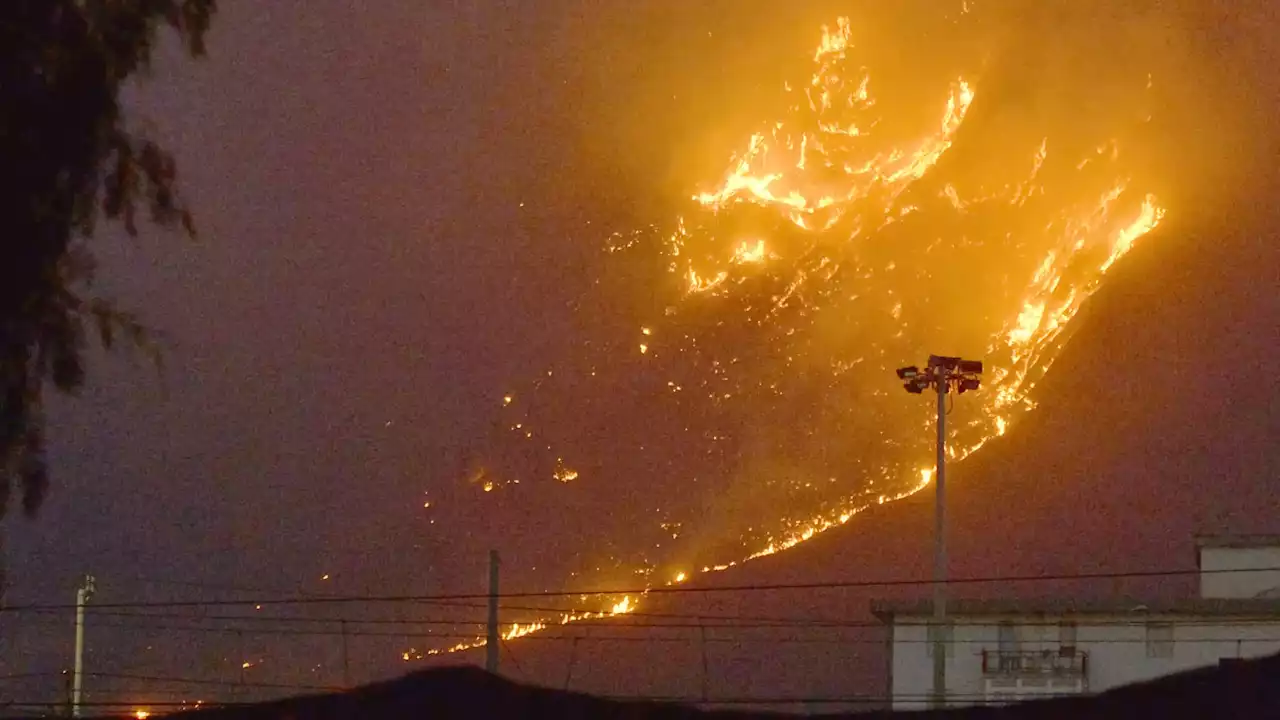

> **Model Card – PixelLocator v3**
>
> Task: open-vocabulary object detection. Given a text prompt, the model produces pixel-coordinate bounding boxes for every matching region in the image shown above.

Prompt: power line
[15,611,1280,644]
[71,609,489,628]
[19,606,1280,634]
[0,692,1059,709]
[31,666,1277,709]
[413,634,1280,645]
[499,637,527,679]
[3,564,1272,613]
[0,671,63,681]
[89,671,341,692]
[30,611,1280,634]
[75,618,476,640]
[15,667,1168,706]
[34,603,864,627]
[132,576,333,599]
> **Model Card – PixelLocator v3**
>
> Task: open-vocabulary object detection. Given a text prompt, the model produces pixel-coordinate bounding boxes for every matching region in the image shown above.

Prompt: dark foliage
[118,651,1280,719]
[0,0,215,519]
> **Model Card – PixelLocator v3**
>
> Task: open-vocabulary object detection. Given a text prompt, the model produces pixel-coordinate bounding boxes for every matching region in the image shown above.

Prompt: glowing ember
[553,459,580,483]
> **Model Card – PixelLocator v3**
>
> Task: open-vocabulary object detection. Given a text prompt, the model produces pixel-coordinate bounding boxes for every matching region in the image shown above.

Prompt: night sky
[1,0,1277,711]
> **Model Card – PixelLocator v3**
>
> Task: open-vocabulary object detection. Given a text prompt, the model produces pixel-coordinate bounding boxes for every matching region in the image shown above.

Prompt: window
[926,622,954,657]
[1145,622,1174,658]
[995,622,1020,671]
[1059,621,1077,654]
[998,621,1019,652]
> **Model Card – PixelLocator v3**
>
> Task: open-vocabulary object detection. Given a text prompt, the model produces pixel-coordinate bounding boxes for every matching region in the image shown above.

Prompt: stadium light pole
[895,355,982,709]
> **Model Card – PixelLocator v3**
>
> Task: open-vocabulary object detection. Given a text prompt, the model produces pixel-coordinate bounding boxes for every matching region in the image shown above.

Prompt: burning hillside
[411,2,1183,656]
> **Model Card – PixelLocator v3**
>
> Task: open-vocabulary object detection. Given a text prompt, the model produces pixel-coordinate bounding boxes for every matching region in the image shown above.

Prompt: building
[871,535,1280,710]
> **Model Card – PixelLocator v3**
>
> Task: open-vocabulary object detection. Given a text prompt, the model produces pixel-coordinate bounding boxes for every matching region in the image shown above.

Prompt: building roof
[870,597,1280,623]
[1194,534,1280,550]
[1193,535,1280,567]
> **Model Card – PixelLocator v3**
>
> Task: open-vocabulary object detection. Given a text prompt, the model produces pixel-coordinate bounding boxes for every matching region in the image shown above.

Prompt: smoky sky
[1,0,1277,708]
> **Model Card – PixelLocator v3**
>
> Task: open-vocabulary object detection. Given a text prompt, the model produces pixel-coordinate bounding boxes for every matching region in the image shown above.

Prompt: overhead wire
[15,597,1280,635]
[3,564,1275,613]
[0,692,1069,709]
[6,566,1273,702]
[12,610,1280,644]
[88,671,341,693]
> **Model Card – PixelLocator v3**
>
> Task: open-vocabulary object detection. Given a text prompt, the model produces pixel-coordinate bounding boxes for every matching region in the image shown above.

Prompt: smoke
[435,1,1270,599]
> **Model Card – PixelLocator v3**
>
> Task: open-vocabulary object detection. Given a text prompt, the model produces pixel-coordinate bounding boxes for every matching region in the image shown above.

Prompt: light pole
[71,574,95,718]
[486,550,500,674]
[896,355,982,709]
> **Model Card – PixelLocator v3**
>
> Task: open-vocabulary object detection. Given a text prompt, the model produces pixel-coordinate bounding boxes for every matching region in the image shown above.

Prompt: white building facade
[872,535,1280,710]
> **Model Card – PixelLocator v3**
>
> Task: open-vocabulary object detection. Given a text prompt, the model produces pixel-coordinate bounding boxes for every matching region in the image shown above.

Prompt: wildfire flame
[415,8,1168,658]
[402,595,640,659]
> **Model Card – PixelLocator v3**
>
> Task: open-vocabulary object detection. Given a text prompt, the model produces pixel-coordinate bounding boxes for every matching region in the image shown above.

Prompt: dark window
[1145,622,1174,658]
[926,623,954,658]
[998,621,1019,652]
[1059,621,1077,654]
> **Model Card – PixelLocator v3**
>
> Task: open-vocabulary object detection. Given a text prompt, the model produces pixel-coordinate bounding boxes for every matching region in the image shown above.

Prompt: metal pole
[932,368,948,708]
[71,575,94,718]
[485,550,500,673]
[237,629,246,705]
[562,636,581,690]
[62,669,72,717]
[699,625,710,702]
[341,619,351,688]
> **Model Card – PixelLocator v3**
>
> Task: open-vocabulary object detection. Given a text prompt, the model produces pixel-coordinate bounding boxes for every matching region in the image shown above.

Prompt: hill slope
[426,168,1279,710]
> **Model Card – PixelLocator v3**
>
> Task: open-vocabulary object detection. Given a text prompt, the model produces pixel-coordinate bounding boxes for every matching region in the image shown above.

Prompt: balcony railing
[982,649,1088,677]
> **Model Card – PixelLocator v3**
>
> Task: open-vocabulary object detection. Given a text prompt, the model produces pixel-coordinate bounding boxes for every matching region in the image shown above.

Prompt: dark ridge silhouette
[87,651,1277,719]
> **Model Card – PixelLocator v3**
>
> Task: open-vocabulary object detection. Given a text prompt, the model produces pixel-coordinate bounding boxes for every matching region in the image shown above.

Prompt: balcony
[982,649,1088,677]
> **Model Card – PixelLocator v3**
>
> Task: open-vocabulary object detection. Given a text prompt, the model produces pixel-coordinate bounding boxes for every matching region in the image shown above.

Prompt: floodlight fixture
[896,366,919,380]
[927,354,961,370]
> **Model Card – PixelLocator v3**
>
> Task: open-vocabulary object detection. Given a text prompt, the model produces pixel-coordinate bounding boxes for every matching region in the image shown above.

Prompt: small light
[896,365,919,379]
[959,359,983,374]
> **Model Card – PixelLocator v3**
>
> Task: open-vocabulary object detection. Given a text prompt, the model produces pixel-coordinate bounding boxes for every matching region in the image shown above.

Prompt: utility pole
[61,669,72,717]
[71,574,95,718]
[340,619,351,689]
[485,550,500,674]
[699,625,710,703]
[237,630,244,704]
[896,356,982,709]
